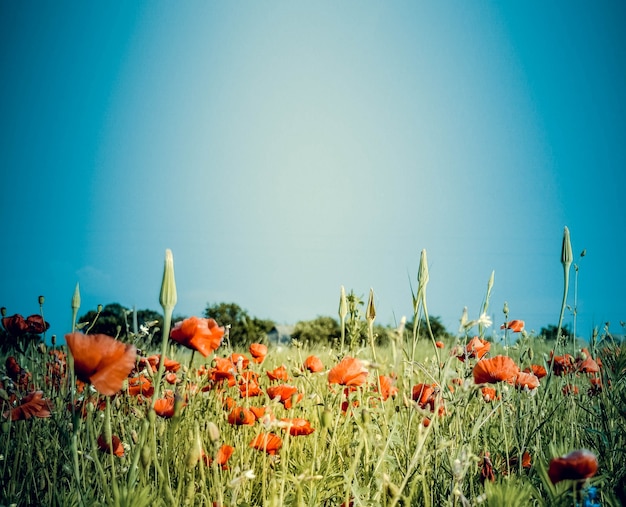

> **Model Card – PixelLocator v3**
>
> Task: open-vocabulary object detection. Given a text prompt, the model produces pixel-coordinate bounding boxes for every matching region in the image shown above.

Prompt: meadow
[1,234,625,506]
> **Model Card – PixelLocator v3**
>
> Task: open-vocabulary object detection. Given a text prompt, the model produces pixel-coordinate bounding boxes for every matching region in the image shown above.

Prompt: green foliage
[203,302,274,348]
[78,303,174,351]
[539,324,572,342]
[291,316,340,347]
[406,315,451,340]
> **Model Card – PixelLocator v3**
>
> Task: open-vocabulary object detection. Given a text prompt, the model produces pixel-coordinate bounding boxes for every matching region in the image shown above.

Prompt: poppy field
[2,233,626,506]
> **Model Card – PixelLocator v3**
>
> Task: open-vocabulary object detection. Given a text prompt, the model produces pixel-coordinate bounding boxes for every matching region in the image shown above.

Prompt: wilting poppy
[227,406,256,426]
[302,355,324,373]
[97,434,125,457]
[472,355,519,385]
[4,391,53,421]
[279,418,315,436]
[5,356,31,390]
[548,449,598,484]
[550,352,575,376]
[501,320,524,333]
[65,332,136,396]
[480,452,495,483]
[267,365,289,382]
[249,343,268,363]
[457,337,491,362]
[328,357,368,387]
[266,384,302,409]
[2,314,50,335]
[514,372,540,390]
[170,317,225,357]
[249,432,282,455]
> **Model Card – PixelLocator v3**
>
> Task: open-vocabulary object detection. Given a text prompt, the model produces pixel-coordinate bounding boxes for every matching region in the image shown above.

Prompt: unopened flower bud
[159,249,177,310]
[38,295,45,305]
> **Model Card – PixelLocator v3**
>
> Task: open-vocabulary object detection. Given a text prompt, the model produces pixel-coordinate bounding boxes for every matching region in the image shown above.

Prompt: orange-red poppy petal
[65,332,136,396]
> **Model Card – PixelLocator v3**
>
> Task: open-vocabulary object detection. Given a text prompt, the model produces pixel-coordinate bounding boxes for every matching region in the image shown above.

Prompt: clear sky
[1,2,625,343]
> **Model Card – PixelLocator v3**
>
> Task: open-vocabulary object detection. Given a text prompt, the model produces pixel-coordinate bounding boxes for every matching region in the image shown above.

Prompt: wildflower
[328,357,368,387]
[548,449,598,484]
[5,356,31,390]
[376,375,398,401]
[127,375,154,397]
[302,355,324,373]
[480,386,498,402]
[4,391,53,421]
[550,352,576,376]
[577,356,600,374]
[229,353,250,372]
[153,395,176,418]
[227,406,256,426]
[249,432,282,455]
[266,384,302,409]
[472,355,519,384]
[514,372,540,390]
[562,384,579,396]
[435,341,445,349]
[411,383,444,414]
[267,365,289,382]
[249,343,268,364]
[203,444,234,469]
[457,337,491,362]
[239,379,263,398]
[278,418,315,436]
[65,332,136,396]
[1,314,50,335]
[170,317,225,357]
[97,434,125,457]
[501,320,525,333]
[524,364,547,379]
[480,452,495,483]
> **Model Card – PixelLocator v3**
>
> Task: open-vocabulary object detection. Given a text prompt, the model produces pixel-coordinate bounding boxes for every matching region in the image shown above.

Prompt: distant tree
[539,324,572,342]
[405,315,452,341]
[292,316,341,347]
[204,302,274,348]
[77,303,172,351]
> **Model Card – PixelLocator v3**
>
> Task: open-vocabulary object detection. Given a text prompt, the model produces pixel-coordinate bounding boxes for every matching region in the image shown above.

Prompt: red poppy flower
[4,391,53,421]
[548,449,598,484]
[2,314,50,335]
[457,337,491,362]
[154,395,176,418]
[577,356,600,374]
[376,375,398,401]
[204,444,235,469]
[239,379,263,398]
[481,386,498,402]
[227,406,256,426]
[550,352,575,376]
[524,364,547,379]
[165,372,178,384]
[472,355,519,384]
[279,418,315,436]
[501,320,524,333]
[514,371,540,390]
[229,353,250,371]
[267,365,289,382]
[249,432,282,455]
[127,375,154,397]
[302,355,324,373]
[249,405,268,420]
[170,317,225,357]
[97,434,125,457]
[5,356,31,390]
[328,357,368,387]
[65,332,136,396]
[266,384,302,408]
[435,341,445,349]
[249,343,268,363]
[411,383,443,414]
[562,384,579,396]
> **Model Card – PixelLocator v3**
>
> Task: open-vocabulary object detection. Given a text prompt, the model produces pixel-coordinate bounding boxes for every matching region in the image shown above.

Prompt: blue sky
[1,2,625,343]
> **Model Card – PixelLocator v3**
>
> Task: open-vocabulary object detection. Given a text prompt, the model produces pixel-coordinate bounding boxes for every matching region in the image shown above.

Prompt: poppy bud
[0,307,6,317]
[361,408,371,425]
[207,421,220,443]
[321,408,332,429]
[159,249,177,310]
[503,302,509,316]
[141,443,151,467]
[561,227,573,268]
[71,283,81,311]
[38,295,45,305]
[338,286,347,321]
[51,335,56,346]
[97,304,103,313]
[366,288,376,323]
